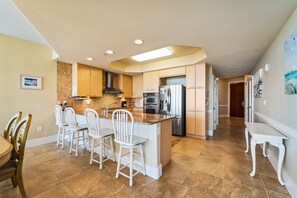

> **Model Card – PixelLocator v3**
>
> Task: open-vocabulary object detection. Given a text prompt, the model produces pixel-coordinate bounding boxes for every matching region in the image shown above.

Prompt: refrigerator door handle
[168,88,171,113]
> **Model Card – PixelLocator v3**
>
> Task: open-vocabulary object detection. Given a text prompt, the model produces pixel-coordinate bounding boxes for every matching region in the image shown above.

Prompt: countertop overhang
[76,108,175,125]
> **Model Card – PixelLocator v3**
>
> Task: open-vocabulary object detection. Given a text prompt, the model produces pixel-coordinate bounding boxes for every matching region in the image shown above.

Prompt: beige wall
[217,76,244,116]
[0,34,57,140]
[251,8,297,193]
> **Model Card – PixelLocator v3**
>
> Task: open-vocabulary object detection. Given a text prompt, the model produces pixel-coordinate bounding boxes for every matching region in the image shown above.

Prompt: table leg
[263,142,267,157]
[250,138,256,177]
[245,128,249,153]
[277,144,285,185]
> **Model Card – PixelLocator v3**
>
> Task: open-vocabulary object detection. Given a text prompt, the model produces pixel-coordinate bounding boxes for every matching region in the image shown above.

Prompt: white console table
[244,122,288,185]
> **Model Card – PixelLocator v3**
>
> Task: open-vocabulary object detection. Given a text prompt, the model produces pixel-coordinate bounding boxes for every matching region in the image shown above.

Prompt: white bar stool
[65,107,88,157]
[54,105,69,149]
[112,109,147,187]
[85,108,115,169]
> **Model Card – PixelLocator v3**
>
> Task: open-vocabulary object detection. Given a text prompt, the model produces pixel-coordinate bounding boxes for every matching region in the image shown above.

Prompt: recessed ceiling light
[86,57,94,61]
[134,39,144,45]
[132,47,172,62]
[105,50,114,55]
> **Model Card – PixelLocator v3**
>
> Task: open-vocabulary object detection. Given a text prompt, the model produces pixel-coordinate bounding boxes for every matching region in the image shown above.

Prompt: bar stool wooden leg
[75,132,79,157]
[90,137,95,165]
[139,144,145,176]
[99,138,103,170]
[109,136,115,162]
[116,145,122,179]
[129,148,133,187]
[69,131,74,154]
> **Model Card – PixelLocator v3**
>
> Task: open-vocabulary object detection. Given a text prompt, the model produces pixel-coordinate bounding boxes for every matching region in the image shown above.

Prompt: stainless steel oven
[143,92,159,114]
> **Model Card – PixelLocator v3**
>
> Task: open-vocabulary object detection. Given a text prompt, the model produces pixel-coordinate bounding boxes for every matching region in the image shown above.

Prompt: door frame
[228,80,245,117]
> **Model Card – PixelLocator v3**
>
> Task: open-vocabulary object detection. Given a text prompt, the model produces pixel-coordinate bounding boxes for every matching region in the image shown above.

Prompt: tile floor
[0,117,291,197]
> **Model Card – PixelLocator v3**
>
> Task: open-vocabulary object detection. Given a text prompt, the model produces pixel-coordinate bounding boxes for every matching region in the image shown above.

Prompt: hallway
[0,118,290,197]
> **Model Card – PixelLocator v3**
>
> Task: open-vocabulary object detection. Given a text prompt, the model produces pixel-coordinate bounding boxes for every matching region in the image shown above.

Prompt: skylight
[132,47,172,62]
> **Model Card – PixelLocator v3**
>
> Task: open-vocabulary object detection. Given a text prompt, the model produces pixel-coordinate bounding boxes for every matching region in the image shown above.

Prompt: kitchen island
[75,109,175,179]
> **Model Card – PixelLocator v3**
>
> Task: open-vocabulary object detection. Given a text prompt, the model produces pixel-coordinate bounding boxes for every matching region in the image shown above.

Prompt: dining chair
[0,114,32,198]
[64,107,88,157]
[112,109,147,187]
[4,111,22,143]
[85,108,115,169]
[54,105,69,149]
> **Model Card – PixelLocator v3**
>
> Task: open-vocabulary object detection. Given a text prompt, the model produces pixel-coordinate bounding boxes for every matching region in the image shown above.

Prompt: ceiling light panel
[134,39,144,45]
[132,47,172,62]
[105,50,114,55]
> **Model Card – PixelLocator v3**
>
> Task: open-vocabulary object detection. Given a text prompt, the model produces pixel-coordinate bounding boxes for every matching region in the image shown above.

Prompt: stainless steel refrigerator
[159,85,185,136]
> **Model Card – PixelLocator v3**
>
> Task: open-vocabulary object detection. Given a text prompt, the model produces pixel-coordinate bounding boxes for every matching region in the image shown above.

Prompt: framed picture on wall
[284,29,297,95]
[20,75,43,90]
[254,69,263,98]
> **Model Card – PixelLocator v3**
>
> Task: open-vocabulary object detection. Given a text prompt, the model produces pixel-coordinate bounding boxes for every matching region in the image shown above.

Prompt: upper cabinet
[119,74,132,98]
[132,74,143,98]
[186,65,196,88]
[143,71,159,92]
[72,63,103,97]
[196,63,206,88]
[186,64,205,88]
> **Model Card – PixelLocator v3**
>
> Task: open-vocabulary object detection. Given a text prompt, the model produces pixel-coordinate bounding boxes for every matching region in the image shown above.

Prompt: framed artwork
[20,75,42,90]
[254,69,263,98]
[284,29,297,95]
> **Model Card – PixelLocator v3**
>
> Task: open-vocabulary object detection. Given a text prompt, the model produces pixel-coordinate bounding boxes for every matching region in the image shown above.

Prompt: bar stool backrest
[54,105,65,126]
[85,108,100,137]
[64,107,78,129]
[112,109,134,145]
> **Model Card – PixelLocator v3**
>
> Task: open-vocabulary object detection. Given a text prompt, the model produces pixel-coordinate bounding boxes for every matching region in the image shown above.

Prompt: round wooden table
[0,135,13,167]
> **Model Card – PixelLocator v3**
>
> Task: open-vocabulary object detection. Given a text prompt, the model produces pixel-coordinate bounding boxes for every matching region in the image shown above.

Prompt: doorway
[230,82,244,117]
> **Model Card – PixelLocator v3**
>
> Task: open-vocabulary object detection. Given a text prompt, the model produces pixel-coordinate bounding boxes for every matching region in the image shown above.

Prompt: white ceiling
[5,0,297,77]
[0,0,50,47]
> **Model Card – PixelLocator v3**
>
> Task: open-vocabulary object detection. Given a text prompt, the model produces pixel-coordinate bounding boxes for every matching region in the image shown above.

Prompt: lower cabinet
[186,112,196,135]
[195,111,206,137]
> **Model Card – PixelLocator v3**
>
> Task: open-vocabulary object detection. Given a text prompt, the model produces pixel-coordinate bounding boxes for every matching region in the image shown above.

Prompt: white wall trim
[218,104,229,107]
[266,147,297,197]
[219,114,229,118]
[26,135,57,148]
[254,111,297,139]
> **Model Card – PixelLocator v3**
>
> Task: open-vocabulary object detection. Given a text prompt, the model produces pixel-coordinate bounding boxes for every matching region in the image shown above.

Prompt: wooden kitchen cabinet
[90,67,103,97]
[132,74,143,98]
[195,88,205,112]
[73,63,103,97]
[186,65,196,88]
[143,71,160,92]
[186,112,196,135]
[195,111,206,138]
[119,74,132,98]
[77,64,91,96]
[186,88,195,111]
[196,63,206,88]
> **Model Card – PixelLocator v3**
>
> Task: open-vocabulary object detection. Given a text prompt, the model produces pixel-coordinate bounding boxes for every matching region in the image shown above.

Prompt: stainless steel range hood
[102,72,123,94]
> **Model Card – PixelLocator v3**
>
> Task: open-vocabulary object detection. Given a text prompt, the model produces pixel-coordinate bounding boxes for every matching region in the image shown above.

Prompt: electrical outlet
[263,100,267,106]
[37,126,43,132]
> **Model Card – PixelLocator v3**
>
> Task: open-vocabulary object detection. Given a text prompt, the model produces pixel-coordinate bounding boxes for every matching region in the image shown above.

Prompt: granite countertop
[75,108,175,125]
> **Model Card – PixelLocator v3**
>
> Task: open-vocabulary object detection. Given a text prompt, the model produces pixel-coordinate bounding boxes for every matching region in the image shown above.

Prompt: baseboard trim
[26,135,57,148]
[266,148,297,197]
[219,114,229,118]
[254,111,297,197]
[254,111,297,139]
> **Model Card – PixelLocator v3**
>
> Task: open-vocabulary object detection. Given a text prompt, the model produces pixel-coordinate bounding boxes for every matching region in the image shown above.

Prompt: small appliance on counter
[143,92,159,114]
[121,100,127,108]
